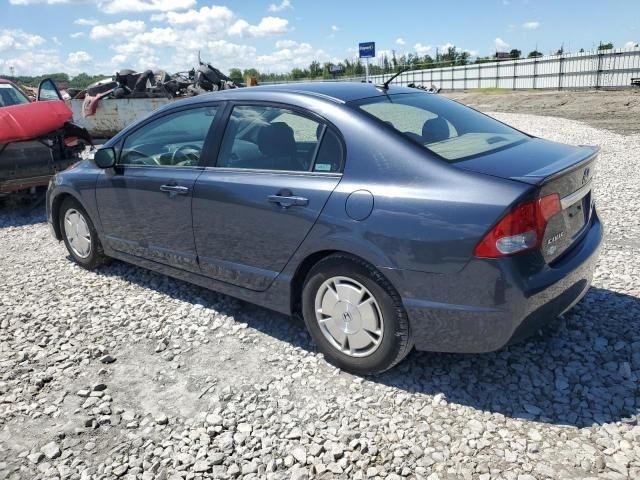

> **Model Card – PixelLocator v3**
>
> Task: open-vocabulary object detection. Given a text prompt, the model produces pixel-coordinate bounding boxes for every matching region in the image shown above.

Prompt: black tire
[59,197,108,269]
[301,253,413,375]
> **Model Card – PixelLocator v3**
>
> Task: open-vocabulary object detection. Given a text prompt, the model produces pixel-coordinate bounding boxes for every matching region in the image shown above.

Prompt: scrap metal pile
[76,57,237,118]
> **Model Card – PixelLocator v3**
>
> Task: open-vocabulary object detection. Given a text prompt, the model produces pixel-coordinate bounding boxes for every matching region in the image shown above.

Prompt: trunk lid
[456,138,599,263]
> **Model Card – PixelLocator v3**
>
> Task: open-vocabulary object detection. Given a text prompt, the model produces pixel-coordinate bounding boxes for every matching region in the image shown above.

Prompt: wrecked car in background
[0,78,91,197]
[71,56,237,138]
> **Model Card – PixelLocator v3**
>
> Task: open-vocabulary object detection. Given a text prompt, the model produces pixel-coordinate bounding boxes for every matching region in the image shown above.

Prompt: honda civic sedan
[47,82,602,374]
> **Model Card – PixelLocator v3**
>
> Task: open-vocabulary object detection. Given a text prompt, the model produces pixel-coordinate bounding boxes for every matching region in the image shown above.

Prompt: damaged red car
[0,78,91,197]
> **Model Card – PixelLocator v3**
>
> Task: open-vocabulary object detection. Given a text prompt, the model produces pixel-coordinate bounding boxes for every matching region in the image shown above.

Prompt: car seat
[257,122,298,171]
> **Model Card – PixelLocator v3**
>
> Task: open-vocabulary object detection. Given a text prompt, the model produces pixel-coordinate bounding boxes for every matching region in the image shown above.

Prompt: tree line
[228,41,625,83]
[3,40,630,88]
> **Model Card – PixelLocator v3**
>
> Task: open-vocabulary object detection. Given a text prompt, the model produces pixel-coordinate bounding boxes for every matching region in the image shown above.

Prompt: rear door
[95,104,221,272]
[192,103,344,291]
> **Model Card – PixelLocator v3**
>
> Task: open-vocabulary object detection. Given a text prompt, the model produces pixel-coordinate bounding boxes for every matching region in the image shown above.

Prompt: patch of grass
[467,88,512,94]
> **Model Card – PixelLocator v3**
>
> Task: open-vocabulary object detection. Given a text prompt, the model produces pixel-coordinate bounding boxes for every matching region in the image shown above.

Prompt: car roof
[180,82,420,106]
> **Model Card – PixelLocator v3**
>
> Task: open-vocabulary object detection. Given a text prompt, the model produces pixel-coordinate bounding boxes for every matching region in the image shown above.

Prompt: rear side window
[351,93,528,162]
[217,105,322,172]
[313,128,343,173]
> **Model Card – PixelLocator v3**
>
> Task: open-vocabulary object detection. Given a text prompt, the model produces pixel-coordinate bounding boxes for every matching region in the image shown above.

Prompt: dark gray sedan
[47,82,602,374]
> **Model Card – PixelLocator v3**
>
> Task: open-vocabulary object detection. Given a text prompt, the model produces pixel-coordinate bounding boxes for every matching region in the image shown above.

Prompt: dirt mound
[445,89,640,135]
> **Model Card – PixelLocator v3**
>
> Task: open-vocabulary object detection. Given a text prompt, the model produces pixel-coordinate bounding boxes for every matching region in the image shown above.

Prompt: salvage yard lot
[0,111,639,479]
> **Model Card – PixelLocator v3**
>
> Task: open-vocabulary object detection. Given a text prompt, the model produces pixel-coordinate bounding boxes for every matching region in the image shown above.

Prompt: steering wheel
[171,144,202,166]
[122,149,158,166]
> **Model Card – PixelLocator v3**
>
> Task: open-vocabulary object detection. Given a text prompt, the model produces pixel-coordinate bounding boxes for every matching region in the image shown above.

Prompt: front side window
[0,83,30,107]
[217,105,323,172]
[120,106,218,167]
[351,93,528,162]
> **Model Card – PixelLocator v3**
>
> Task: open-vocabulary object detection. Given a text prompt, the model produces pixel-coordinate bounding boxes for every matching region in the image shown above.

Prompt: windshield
[350,92,528,162]
[0,83,30,107]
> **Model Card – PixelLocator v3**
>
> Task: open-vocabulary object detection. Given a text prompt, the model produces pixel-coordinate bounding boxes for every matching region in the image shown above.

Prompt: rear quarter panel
[292,108,532,275]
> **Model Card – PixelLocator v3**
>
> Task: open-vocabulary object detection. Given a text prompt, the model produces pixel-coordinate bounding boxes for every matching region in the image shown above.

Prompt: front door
[193,104,344,290]
[96,105,221,272]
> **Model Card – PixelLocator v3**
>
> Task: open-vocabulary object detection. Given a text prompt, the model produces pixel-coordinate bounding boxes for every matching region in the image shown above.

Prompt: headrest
[258,122,296,157]
[422,117,450,144]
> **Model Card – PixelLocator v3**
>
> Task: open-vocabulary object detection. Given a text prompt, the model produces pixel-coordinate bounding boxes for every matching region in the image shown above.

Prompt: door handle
[268,194,309,208]
[160,184,189,196]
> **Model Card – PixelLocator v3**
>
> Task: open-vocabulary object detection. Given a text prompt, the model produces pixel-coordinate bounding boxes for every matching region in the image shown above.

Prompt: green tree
[598,42,614,50]
[308,61,321,78]
[527,50,543,58]
[228,68,243,84]
[509,49,521,59]
[291,68,306,79]
[242,68,260,80]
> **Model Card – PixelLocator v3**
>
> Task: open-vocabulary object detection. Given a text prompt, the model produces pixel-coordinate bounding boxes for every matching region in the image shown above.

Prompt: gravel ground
[0,113,639,480]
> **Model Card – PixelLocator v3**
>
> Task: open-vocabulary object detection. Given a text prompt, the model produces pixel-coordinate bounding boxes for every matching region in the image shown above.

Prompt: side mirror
[94,147,116,168]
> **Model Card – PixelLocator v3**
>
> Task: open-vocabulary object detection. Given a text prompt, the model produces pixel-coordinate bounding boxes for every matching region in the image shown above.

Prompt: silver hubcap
[314,276,384,357]
[64,209,92,259]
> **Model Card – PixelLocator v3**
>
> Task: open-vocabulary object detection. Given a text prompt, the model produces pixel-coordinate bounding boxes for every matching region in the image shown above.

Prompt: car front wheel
[59,197,108,269]
[302,254,413,375]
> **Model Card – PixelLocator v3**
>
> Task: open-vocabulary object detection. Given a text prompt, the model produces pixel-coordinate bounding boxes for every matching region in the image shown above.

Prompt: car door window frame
[114,102,225,170]
[205,100,345,176]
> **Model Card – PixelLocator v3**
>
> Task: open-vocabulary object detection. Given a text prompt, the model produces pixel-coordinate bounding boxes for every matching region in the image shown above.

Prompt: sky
[0,0,639,77]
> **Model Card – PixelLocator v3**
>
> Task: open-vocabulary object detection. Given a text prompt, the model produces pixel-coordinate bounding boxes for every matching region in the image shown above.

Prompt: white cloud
[129,27,178,47]
[275,39,298,49]
[98,0,195,14]
[395,38,405,46]
[90,20,146,40]
[228,16,288,38]
[255,40,331,72]
[52,36,62,46]
[268,0,291,12]
[9,0,194,12]
[414,43,432,55]
[9,0,72,3]
[495,37,510,51]
[164,5,233,26]
[68,51,93,65]
[438,42,455,52]
[70,32,86,39]
[522,21,540,30]
[0,50,63,76]
[75,18,99,26]
[331,25,339,32]
[0,29,45,52]
[624,41,638,48]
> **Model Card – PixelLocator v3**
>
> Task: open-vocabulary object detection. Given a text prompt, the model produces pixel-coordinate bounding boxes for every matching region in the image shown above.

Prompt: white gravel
[0,113,639,480]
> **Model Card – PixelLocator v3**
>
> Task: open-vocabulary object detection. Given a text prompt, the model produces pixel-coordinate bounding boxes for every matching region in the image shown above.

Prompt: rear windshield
[0,83,30,107]
[350,92,528,161]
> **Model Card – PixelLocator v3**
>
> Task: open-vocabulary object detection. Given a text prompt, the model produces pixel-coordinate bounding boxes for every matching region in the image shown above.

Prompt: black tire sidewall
[59,198,102,269]
[302,256,407,375]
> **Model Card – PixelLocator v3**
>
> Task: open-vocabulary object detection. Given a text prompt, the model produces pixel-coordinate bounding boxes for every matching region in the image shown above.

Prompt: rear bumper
[385,211,603,353]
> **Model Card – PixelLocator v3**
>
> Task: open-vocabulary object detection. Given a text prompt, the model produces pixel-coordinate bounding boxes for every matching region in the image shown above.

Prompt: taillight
[474,193,561,258]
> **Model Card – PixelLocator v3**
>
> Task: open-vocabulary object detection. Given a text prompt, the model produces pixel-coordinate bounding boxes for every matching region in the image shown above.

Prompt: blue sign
[359,42,376,59]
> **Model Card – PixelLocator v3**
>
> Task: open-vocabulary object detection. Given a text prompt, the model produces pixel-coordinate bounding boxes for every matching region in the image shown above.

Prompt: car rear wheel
[59,197,108,269]
[302,254,413,375]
